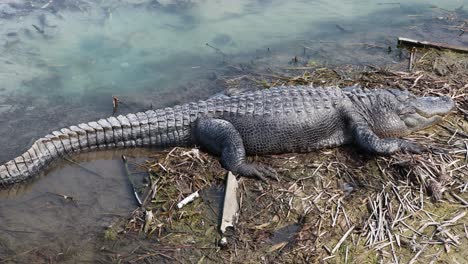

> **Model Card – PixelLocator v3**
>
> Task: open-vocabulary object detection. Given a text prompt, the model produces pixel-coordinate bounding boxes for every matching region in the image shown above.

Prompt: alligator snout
[413,96,455,118]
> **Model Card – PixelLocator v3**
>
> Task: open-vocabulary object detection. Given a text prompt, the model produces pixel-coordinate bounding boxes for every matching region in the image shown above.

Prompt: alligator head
[370,89,455,137]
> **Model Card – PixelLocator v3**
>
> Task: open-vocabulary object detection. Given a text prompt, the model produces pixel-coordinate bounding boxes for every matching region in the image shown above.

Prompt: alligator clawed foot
[400,141,426,154]
[234,162,279,182]
[428,146,450,154]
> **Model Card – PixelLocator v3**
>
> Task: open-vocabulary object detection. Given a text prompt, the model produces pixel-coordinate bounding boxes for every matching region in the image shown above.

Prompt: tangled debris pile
[99,47,467,263]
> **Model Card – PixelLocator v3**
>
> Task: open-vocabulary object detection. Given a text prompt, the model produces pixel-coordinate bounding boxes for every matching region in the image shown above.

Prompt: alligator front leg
[353,124,425,155]
[194,117,277,181]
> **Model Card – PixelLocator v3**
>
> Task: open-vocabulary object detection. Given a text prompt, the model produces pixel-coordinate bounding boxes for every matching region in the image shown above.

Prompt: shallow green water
[0,0,467,262]
[1,0,465,102]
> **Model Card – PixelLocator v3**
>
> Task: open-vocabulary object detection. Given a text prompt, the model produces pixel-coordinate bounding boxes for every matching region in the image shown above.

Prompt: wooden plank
[398,37,468,53]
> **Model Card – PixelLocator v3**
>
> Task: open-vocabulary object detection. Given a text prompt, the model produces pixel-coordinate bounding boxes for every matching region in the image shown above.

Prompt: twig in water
[206,43,227,57]
[47,191,78,207]
[0,228,35,234]
[62,157,104,178]
[335,24,349,33]
[47,192,74,201]
[41,0,53,9]
[32,24,44,34]
[0,243,54,263]
[112,96,119,115]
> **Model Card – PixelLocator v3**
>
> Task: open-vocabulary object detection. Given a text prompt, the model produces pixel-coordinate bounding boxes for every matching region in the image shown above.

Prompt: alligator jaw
[413,96,455,118]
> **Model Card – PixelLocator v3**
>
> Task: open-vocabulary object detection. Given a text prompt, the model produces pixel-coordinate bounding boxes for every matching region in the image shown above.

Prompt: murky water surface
[0,149,152,262]
[0,0,466,261]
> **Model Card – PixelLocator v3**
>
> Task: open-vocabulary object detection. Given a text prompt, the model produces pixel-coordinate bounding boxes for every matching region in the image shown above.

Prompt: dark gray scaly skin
[0,85,455,185]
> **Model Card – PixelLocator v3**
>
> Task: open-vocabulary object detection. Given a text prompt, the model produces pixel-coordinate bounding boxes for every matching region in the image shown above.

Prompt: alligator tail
[0,108,195,186]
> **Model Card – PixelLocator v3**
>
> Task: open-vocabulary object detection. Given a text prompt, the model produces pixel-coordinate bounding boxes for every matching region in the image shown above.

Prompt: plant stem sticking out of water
[31,24,44,35]
[206,43,228,61]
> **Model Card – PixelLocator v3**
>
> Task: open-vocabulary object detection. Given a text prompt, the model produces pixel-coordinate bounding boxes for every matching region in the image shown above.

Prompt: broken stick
[409,47,416,72]
[177,191,200,209]
[331,225,355,254]
[220,171,239,234]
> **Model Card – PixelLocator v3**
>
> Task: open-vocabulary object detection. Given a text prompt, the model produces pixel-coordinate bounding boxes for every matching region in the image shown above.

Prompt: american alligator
[0,85,455,185]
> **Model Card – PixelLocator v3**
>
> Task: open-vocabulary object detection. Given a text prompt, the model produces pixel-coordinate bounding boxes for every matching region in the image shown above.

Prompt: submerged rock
[212,33,233,46]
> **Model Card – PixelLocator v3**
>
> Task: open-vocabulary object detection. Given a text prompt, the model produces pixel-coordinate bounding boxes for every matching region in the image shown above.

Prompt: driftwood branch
[398,37,468,53]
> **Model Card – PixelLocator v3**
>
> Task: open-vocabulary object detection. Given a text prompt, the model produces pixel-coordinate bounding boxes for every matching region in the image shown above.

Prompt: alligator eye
[397,95,407,101]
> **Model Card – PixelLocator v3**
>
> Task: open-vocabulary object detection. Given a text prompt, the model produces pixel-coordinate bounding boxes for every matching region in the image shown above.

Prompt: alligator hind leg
[194,117,278,181]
